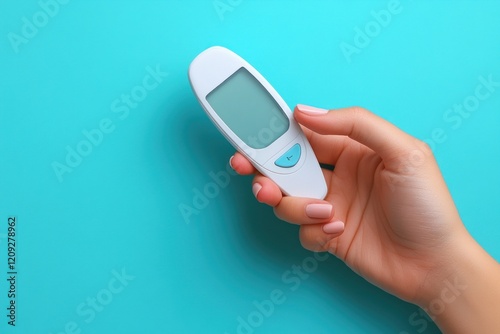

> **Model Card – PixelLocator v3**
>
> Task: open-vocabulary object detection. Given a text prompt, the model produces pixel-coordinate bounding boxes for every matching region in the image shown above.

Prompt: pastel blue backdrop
[1,1,499,333]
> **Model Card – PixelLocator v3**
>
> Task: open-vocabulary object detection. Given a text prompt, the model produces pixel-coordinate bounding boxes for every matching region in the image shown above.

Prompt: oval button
[274,143,301,168]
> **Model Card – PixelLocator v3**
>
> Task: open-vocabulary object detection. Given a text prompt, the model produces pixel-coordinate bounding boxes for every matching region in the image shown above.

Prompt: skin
[230,105,500,333]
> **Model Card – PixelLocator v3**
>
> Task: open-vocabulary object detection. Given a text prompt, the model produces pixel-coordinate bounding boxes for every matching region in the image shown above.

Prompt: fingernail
[323,220,345,234]
[252,183,262,199]
[229,155,235,170]
[305,203,332,219]
[296,104,329,115]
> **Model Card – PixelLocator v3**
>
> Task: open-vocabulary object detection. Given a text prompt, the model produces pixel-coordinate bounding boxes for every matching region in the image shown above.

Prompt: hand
[231,105,467,303]
[231,105,500,333]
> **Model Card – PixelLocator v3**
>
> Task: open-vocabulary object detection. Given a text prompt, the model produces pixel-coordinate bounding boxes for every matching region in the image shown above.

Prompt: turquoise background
[1,1,499,333]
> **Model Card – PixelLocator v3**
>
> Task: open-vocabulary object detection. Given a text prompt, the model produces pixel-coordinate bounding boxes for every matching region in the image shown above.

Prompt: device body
[188,46,327,199]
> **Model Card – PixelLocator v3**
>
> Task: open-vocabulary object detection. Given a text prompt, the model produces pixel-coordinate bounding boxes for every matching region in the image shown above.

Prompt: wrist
[416,231,500,333]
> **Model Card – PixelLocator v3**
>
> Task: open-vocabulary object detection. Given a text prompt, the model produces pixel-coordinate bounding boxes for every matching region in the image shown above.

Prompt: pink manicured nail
[252,183,262,199]
[323,220,345,234]
[305,203,332,219]
[229,155,235,169]
[296,104,329,115]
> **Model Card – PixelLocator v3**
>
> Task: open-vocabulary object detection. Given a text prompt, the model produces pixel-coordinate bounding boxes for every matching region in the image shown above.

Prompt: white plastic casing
[188,46,327,199]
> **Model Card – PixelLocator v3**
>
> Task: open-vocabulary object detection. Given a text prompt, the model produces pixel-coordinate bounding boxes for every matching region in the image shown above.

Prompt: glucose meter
[188,46,327,199]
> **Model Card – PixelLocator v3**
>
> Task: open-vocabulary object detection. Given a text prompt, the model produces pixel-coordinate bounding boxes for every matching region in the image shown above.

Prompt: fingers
[249,176,345,251]
[229,154,283,207]
[249,168,333,210]
[230,152,256,175]
[230,105,417,170]
[230,132,348,174]
[246,171,342,228]
[273,197,334,225]
[300,126,351,167]
[272,196,345,252]
[294,104,418,165]
[244,168,344,252]
[299,222,344,252]
[252,175,283,207]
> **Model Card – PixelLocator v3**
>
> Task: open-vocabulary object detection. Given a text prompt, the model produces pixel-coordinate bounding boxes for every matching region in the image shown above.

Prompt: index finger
[295,105,421,165]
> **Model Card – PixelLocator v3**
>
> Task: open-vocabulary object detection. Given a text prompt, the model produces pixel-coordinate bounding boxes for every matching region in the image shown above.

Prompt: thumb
[294,104,419,163]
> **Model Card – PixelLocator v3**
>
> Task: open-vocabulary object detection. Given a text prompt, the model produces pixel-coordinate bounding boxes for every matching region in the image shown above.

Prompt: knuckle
[349,106,370,139]
[323,238,339,255]
[351,106,369,116]
[299,226,324,252]
[387,138,435,174]
[413,139,433,157]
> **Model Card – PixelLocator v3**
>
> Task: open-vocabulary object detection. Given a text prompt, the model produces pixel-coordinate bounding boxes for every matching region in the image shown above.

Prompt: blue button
[274,144,301,168]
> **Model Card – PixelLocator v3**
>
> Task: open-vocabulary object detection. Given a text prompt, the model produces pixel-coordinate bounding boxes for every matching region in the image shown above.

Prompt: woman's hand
[231,105,467,303]
[231,104,500,333]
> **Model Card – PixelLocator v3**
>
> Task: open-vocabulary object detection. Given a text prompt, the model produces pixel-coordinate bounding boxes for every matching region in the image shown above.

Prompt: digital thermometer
[188,46,327,199]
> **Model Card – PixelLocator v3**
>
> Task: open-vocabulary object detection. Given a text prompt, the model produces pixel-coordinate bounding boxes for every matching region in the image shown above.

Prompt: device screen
[206,68,289,149]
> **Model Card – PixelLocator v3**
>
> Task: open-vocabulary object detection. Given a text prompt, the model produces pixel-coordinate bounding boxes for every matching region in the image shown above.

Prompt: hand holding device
[232,104,500,333]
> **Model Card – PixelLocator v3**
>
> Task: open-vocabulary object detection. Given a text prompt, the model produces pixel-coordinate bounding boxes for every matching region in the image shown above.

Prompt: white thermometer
[188,46,327,199]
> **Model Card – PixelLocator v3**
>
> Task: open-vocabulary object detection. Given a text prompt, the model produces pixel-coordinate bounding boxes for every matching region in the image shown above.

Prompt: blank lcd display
[206,68,289,149]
